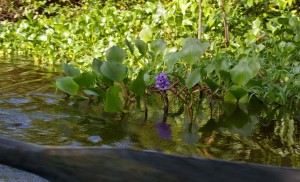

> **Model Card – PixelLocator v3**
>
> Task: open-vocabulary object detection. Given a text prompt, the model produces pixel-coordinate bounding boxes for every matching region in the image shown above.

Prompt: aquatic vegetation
[0,0,299,113]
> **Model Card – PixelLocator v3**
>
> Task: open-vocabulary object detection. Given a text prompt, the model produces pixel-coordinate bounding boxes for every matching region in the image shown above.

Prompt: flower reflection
[155,122,172,140]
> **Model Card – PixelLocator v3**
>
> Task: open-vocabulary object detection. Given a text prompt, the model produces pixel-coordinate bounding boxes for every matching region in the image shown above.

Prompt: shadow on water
[0,56,299,179]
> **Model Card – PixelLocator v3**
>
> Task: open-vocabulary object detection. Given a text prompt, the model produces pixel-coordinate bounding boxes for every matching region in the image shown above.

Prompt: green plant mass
[1,0,300,113]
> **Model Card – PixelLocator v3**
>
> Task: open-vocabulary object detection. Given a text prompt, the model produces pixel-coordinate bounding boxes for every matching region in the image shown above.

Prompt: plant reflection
[155,122,172,140]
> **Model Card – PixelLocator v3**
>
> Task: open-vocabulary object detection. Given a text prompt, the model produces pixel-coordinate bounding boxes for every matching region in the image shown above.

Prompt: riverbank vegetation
[1,0,300,114]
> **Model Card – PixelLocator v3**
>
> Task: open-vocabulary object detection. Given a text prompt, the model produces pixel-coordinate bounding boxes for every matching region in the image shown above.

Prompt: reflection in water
[155,122,172,140]
[0,58,299,168]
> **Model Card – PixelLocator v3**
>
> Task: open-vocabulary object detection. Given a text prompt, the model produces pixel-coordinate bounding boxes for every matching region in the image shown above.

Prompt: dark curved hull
[0,137,299,182]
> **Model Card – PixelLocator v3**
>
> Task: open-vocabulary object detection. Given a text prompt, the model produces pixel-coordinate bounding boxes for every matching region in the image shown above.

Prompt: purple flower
[156,122,172,140]
[155,73,170,91]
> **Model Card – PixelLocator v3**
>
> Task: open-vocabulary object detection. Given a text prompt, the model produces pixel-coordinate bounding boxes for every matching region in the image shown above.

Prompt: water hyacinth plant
[1,0,299,109]
[156,72,171,122]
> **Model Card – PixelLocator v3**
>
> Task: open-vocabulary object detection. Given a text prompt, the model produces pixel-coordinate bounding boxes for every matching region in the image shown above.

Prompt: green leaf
[252,19,261,29]
[54,24,67,32]
[186,68,201,89]
[56,77,79,95]
[230,58,260,86]
[289,16,299,28]
[204,78,219,93]
[100,62,127,82]
[247,0,253,7]
[135,39,148,56]
[294,34,300,42]
[84,89,99,96]
[150,39,166,55]
[129,70,146,96]
[219,70,231,84]
[125,39,134,55]
[92,58,103,74]
[180,37,209,65]
[139,25,152,43]
[224,92,237,103]
[228,86,248,101]
[105,46,126,63]
[62,64,81,77]
[216,59,229,72]
[73,72,96,88]
[239,94,249,104]
[278,18,289,25]
[85,88,106,101]
[165,52,181,70]
[104,86,122,112]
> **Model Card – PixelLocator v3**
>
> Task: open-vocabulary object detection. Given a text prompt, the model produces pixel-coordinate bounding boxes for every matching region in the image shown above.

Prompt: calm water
[0,57,299,169]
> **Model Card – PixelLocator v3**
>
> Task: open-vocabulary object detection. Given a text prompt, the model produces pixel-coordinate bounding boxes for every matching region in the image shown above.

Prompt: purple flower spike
[155,73,170,91]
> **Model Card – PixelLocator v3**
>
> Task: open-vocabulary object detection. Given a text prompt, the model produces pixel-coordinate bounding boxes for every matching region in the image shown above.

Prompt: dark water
[0,57,299,170]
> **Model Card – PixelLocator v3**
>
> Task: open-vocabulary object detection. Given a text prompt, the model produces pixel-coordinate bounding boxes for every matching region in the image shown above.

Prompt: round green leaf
[230,58,260,86]
[56,77,79,95]
[180,37,209,65]
[105,46,126,63]
[100,62,127,82]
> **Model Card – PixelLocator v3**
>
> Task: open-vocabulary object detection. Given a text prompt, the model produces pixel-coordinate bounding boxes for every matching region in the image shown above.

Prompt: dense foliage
[1,0,300,115]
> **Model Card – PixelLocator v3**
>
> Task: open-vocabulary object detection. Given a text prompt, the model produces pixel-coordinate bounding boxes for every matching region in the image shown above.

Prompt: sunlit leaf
[230,58,260,86]
[56,77,79,95]
[252,19,261,29]
[224,91,237,103]
[139,25,152,43]
[104,85,122,112]
[247,0,253,7]
[239,94,249,104]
